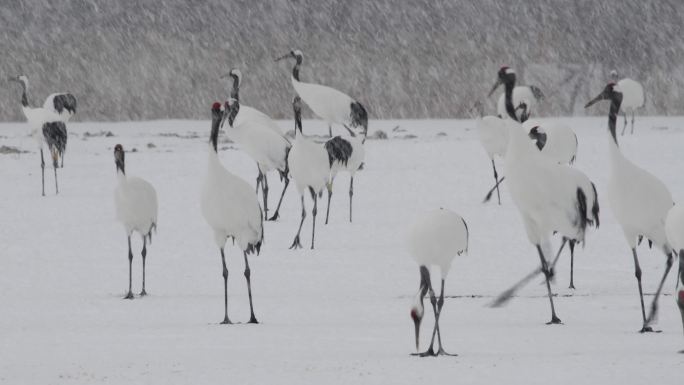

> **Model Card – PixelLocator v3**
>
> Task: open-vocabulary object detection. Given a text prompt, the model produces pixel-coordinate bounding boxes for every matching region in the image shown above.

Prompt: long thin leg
[53,151,59,195]
[220,247,231,324]
[413,271,438,357]
[491,159,501,205]
[40,149,45,196]
[243,252,258,324]
[325,182,333,225]
[483,177,505,203]
[490,239,566,307]
[631,248,653,332]
[328,124,333,137]
[255,169,262,195]
[434,279,456,356]
[621,112,628,136]
[124,235,134,299]
[289,195,306,249]
[537,245,561,324]
[349,176,354,222]
[631,111,635,135]
[262,172,269,220]
[645,251,674,327]
[140,237,148,296]
[310,187,318,250]
[568,240,576,289]
[268,175,290,221]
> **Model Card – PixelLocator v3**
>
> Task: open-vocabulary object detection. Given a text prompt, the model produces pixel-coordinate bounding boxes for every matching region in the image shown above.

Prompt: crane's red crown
[212,102,221,110]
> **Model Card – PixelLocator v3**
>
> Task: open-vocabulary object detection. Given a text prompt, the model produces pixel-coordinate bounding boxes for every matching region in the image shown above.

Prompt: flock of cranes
[8,51,684,356]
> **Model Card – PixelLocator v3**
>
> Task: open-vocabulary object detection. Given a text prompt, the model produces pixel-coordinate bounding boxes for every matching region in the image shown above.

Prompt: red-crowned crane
[287,96,331,250]
[276,50,368,138]
[408,208,468,357]
[221,93,291,222]
[201,102,263,324]
[610,70,645,136]
[9,74,76,195]
[113,145,158,299]
[488,67,599,324]
[586,83,673,333]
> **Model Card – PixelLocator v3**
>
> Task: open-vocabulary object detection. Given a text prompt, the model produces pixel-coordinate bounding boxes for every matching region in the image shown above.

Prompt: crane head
[488,66,516,98]
[275,49,303,62]
[584,82,620,108]
[8,74,28,87]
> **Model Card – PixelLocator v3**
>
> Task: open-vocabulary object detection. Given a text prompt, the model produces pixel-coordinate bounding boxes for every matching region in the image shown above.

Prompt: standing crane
[276,49,368,138]
[586,83,674,332]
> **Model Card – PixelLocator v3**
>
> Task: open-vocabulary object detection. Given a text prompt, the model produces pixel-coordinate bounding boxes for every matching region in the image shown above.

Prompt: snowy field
[1,116,683,384]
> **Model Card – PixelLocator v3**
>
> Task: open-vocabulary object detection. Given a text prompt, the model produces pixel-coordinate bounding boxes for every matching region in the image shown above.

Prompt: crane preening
[9,74,76,196]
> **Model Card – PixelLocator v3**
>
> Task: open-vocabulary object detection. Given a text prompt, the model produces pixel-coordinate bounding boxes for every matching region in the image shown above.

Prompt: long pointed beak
[274,53,291,62]
[487,79,502,98]
[413,317,421,352]
[584,94,604,109]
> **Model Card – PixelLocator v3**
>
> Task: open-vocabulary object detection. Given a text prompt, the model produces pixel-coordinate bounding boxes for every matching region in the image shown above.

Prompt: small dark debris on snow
[652,126,669,131]
[0,145,28,154]
[436,132,448,137]
[83,130,115,138]
[159,132,199,139]
[401,134,418,140]
[392,125,405,133]
[131,148,138,153]
[147,142,156,148]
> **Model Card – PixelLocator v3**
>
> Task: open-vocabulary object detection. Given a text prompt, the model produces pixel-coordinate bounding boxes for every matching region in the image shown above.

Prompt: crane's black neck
[292,56,302,81]
[227,101,239,127]
[19,81,29,107]
[293,96,303,135]
[230,75,240,100]
[115,154,125,175]
[210,114,221,152]
[503,78,520,122]
[608,94,622,146]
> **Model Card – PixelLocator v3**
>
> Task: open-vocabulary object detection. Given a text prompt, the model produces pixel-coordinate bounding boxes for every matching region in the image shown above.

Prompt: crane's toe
[639,325,660,333]
[139,290,148,297]
[123,292,134,300]
[546,316,562,325]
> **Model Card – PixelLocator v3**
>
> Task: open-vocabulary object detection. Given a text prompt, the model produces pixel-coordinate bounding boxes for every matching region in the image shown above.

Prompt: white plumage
[201,102,263,324]
[491,67,599,324]
[610,71,645,135]
[472,100,508,205]
[408,208,468,356]
[523,119,578,165]
[113,144,158,299]
[222,97,292,221]
[224,69,283,135]
[586,83,674,332]
[277,50,368,138]
[287,96,331,250]
[496,85,543,121]
[9,74,76,195]
[324,134,365,223]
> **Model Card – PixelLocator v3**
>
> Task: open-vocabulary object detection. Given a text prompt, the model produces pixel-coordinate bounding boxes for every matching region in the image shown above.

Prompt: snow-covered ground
[1,117,683,384]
